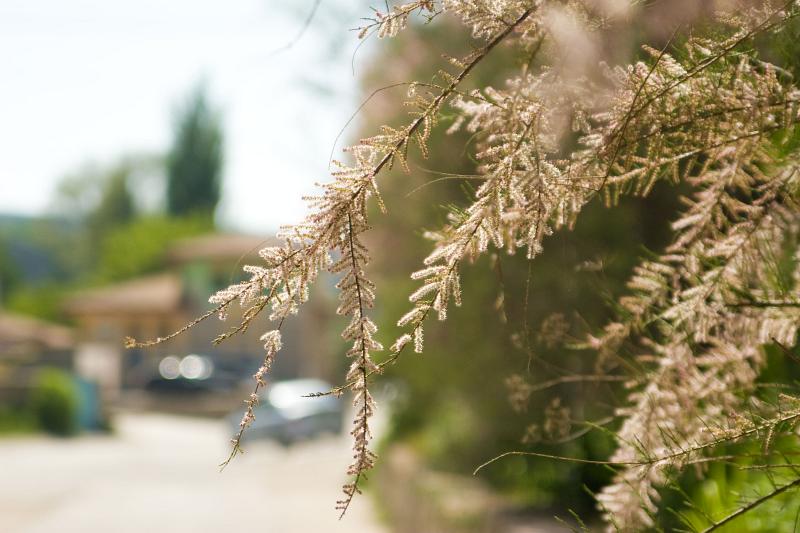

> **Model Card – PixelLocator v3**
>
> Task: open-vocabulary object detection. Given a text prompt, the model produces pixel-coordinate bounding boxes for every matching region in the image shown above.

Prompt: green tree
[96,215,212,282]
[166,85,224,217]
[50,157,147,272]
[88,164,135,237]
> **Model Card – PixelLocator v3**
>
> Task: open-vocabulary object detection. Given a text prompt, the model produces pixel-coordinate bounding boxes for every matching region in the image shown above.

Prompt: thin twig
[700,477,800,533]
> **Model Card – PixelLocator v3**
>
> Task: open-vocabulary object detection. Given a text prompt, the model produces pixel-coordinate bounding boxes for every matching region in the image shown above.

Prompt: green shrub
[0,406,36,435]
[29,368,79,436]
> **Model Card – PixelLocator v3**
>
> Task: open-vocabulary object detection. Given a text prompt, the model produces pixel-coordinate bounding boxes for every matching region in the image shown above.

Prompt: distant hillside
[0,213,83,285]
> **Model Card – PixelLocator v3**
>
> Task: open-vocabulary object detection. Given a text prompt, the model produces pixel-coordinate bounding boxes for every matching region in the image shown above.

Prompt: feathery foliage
[128,1,800,529]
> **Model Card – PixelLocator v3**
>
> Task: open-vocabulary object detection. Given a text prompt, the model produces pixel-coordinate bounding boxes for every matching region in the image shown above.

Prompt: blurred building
[0,311,74,363]
[0,311,74,403]
[65,234,337,402]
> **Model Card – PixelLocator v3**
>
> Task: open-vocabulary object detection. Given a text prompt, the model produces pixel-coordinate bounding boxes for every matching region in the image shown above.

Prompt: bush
[0,406,36,435]
[29,368,79,436]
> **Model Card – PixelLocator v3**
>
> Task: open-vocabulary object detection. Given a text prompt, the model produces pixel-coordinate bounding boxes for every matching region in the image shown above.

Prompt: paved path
[0,413,388,533]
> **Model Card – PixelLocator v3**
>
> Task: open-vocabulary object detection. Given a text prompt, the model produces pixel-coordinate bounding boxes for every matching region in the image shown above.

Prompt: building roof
[167,233,277,265]
[65,234,277,318]
[65,273,183,316]
[0,312,73,351]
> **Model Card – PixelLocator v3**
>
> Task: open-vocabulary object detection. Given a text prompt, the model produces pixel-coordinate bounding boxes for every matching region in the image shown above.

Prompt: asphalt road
[0,412,388,533]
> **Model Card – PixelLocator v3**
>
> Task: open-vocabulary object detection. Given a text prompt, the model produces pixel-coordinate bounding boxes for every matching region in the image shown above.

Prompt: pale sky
[0,0,370,232]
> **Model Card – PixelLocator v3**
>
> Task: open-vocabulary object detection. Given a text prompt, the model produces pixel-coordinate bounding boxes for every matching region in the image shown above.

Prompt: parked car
[145,354,247,392]
[226,378,344,445]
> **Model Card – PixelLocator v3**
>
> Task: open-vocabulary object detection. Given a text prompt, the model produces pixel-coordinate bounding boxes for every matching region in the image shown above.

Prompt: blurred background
[1,1,388,532]
[4,1,800,532]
